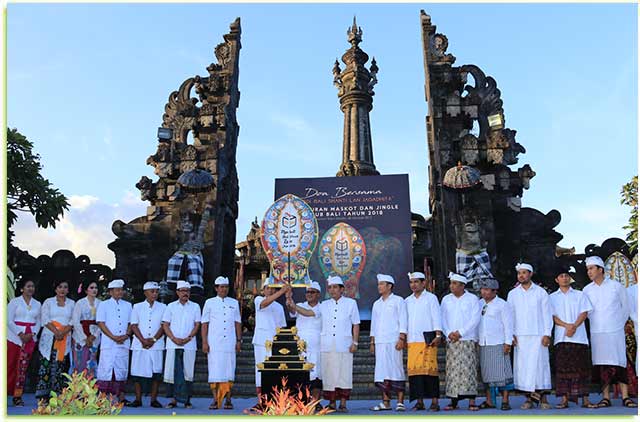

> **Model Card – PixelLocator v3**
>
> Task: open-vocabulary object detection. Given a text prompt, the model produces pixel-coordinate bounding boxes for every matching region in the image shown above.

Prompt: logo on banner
[318,222,367,299]
[261,194,319,287]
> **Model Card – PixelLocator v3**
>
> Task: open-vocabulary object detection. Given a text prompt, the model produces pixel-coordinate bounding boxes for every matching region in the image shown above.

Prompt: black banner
[275,174,412,320]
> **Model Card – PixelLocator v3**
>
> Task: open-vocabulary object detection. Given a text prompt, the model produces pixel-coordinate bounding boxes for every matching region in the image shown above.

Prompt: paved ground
[7,393,638,416]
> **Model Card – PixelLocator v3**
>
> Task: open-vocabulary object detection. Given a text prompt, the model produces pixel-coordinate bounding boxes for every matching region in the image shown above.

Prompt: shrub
[32,370,123,415]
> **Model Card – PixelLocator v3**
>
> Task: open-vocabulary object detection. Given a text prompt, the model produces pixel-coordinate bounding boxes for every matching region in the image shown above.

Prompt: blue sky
[8,3,638,267]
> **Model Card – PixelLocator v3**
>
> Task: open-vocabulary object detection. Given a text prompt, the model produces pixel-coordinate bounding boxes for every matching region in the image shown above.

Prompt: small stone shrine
[257,327,314,398]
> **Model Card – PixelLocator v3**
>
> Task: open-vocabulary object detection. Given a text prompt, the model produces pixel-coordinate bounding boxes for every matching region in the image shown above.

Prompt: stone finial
[347,16,362,47]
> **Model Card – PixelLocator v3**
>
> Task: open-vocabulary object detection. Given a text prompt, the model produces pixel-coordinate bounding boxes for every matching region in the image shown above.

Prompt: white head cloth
[214,276,230,286]
[143,281,159,290]
[448,272,469,284]
[408,272,426,280]
[585,256,605,268]
[376,274,395,284]
[307,281,322,292]
[327,276,344,286]
[108,279,125,289]
[176,280,191,290]
[515,262,534,273]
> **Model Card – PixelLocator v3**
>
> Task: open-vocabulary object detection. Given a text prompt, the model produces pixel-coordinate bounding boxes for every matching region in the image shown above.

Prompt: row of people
[7,255,638,412]
[281,257,638,412]
[7,277,239,410]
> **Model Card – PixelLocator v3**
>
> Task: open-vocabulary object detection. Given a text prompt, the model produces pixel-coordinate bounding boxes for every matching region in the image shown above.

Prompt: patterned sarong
[166,252,204,290]
[7,321,36,397]
[445,340,479,399]
[554,342,591,400]
[35,348,71,399]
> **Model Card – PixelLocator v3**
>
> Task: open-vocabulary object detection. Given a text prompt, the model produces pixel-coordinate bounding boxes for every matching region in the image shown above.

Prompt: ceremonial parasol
[177,169,215,193]
[443,162,481,190]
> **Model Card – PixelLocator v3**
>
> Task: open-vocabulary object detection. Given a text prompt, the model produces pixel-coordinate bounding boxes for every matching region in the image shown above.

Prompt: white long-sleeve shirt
[289,301,322,351]
[405,290,442,343]
[71,297,102,348]
[583,277,629,333]
[319,296,360,353]
[441,291,481,341]
[371,293,408,344]
[549,287,592,345]
[130,299,166,351]
[96,297,132,350]
[162,300,201,350]
[252,296,286,346]
[507,282,553,337]
[478,296,513,346]
[7,296,41,346]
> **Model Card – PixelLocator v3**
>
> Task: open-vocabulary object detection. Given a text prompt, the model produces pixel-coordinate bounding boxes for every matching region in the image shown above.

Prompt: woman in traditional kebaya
[71,281,101,377]
[7,279,41,406]
[35,280,75,400]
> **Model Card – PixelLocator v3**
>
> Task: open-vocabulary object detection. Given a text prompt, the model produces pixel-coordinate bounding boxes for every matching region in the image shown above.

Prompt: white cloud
[68,195,99,210]
[12,192,146,268]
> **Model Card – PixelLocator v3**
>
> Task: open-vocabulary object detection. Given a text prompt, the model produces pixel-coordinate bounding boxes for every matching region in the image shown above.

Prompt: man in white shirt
[441,272,481,411]
[583,255,637,409]
[252,278,288,401]
[162,280,201,409]
[285,281,323,408]
[128,281,167,408]
[549,264,592,409]
[369,274,408,412]
[96,279,133,404]
[477,277,514,411]
[202,276,242,410]
[507,262,552,410]
[628,282,638,374]
[404,271,442,412]
[292,275,360,412]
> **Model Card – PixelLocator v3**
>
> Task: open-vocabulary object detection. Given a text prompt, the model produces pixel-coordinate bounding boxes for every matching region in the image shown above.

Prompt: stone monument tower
[333,18,380,177]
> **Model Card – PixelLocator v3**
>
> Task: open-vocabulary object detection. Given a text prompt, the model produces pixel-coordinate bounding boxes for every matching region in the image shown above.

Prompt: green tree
[7,128,69,243]
[621,175,638,254]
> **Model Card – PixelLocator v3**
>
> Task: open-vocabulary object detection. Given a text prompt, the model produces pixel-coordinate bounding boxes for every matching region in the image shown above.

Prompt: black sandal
[166,401,178,409]
[478,402,496,409]
[12,397,24,407]
[412,403,426,411]
[623,398,638,408]
[501,402,511,411]
[126,400,142,408]
[429,403,440,412]
[224,401,234,410]
[150,400,163,408]
[588,398,611,408]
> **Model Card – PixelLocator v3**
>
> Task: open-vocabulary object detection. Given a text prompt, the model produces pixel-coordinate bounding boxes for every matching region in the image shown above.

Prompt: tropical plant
[247,378,332,416]
[7,128,69,243]
[621,176,638,254]
[32,371,123,415]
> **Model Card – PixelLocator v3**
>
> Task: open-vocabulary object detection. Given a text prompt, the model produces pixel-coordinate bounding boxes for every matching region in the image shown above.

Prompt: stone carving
[109,18,242,304]
[420,10,561,294]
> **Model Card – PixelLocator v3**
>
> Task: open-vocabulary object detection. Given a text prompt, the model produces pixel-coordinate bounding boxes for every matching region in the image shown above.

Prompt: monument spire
[334,17,380,177]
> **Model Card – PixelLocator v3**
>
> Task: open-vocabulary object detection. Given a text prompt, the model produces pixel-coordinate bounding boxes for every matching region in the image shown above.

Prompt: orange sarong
[407,342,438,377]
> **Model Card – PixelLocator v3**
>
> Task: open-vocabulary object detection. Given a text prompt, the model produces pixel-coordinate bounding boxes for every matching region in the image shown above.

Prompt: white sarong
[254,345,271,387]
[97,347,129,381]
[514,335,551,392]
[321,351,353,391]
[163,349,196,383]
[208,351,236,383]
[374,343,406,382]
[591,330,627,367]
[131,350,163,378]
